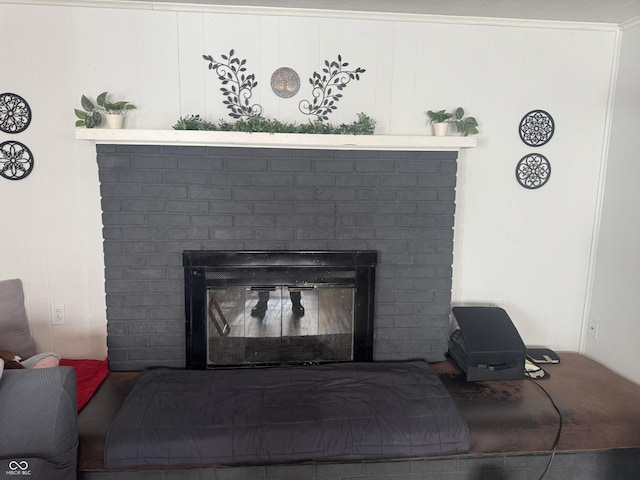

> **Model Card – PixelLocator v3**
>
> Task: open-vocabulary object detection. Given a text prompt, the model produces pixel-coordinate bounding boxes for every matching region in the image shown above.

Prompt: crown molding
[619,16,640,30]
[2,0,623,31]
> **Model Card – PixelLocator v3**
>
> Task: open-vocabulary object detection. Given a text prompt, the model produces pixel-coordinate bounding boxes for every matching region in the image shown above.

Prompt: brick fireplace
[96,142,459,371]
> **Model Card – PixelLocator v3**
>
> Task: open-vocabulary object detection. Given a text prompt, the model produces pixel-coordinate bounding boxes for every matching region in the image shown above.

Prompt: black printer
[448,306,526,381]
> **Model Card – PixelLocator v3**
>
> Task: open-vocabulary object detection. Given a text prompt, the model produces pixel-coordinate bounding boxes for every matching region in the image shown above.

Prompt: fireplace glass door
[207,284,355,366]
[184,250,376,369]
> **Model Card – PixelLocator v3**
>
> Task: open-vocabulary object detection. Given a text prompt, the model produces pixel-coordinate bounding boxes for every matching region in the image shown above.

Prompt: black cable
[526,371,564,480]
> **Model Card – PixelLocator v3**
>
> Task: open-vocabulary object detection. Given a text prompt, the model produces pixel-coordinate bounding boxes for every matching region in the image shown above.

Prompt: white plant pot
[104,113,125,129]
[432,122,449,137]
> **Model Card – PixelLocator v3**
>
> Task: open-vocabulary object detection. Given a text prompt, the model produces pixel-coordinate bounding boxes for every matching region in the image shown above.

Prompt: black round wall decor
[0,140,34,180]
[519,109,554,147]
[0,93,32,134]
[516,153,551,189]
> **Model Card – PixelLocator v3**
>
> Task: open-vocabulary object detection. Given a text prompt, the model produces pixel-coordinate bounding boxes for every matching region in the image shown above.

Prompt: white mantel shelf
[75,129,476,152]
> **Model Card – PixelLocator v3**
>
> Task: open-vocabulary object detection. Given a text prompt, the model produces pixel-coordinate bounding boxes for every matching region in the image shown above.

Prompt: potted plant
[96,92,136,129]
[426,109,453,136]
[74,95,102,129]
[451,107,479,136]
[426,107,479,137]
[74,92,136,129]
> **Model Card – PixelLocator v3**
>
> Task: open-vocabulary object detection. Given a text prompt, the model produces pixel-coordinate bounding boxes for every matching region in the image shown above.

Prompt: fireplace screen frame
[183,250,377,369]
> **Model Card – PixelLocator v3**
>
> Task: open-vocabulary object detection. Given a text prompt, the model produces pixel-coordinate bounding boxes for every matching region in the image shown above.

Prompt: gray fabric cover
[0,278,35,359]
[0,366,78,480]
[105,360,469,468]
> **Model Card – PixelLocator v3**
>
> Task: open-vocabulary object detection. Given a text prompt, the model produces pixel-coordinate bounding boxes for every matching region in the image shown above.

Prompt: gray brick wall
[97,144,458,371]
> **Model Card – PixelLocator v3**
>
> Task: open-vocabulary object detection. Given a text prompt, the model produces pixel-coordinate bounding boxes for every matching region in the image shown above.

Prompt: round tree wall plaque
[0,93,32,134]
[0,140,34,180]
[270,67,300,98]
[519,109,554,147]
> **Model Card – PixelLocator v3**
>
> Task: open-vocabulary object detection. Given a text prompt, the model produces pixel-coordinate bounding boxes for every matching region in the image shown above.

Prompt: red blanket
[59,358,109,411]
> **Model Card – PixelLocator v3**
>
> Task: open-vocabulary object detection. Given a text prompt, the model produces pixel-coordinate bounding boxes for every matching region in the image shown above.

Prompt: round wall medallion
[519,110,554,147]
[0,93,32,134]
[270,67,300,98]
[0,141,34,180]
[516,153,551,189]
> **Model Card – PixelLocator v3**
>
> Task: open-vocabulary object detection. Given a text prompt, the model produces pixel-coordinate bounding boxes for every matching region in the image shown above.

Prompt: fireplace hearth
[183,250,377,368]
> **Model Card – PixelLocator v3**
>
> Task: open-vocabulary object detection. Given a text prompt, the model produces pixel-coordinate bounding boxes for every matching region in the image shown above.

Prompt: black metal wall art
[516,153,551,189]
[202,50,366,122]
[299,55,365,121]
[0,93,32,134]
[202,50,262,119]
[519,109,554,147]
[0,140,34,180]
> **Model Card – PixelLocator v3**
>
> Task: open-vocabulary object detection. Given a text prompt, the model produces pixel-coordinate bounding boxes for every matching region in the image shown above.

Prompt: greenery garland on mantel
[173,112,377,135]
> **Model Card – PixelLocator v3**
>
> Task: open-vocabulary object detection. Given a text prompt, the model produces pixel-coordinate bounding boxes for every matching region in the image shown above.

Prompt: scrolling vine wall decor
[202,50,262,119]
[298,55,366,121]
[202,50,365,122]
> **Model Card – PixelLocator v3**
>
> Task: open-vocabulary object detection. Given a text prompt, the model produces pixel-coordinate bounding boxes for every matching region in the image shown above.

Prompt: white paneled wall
[587,24,640,383]
[452,27,617,351]
[0,4,617,362]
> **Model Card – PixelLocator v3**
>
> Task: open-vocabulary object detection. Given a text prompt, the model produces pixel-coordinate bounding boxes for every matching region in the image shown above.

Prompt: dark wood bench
[434,352,640,453]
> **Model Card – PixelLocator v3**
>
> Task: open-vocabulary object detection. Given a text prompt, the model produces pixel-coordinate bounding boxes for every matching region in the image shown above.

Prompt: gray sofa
[0,367,78,480]
[0,278,78,480]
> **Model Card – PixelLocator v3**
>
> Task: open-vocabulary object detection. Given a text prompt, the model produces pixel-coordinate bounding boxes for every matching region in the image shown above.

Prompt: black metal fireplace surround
[183,250,377,369]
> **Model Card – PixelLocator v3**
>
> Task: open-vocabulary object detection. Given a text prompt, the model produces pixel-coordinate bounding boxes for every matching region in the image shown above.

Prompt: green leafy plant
[426,109,453,124]
[74,95,102,128]
[172,112,376,135]
[96,91,136,115]
[75,92,136,128]
[172,114,217,130]
[451,107,479,136]
[337,112,377,135]
[425,107,479,136]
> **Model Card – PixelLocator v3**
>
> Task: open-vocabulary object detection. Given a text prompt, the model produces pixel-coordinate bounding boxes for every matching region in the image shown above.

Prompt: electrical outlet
[50,303,66,325]
[587,316,599,339]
